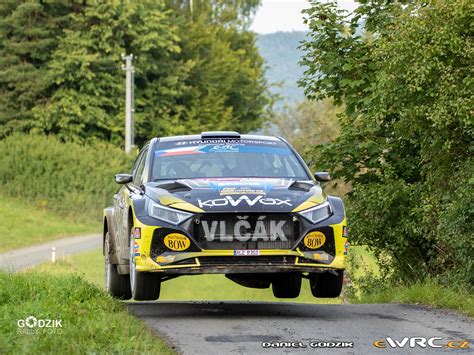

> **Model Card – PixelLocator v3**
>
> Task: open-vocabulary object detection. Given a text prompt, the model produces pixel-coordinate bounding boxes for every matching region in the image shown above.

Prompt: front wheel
[105,232,131,299]
[309,270,343,298]
[130,231,161,301]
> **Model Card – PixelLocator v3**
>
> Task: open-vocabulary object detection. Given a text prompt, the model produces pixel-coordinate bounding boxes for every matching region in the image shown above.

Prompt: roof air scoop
[201,131,241,139]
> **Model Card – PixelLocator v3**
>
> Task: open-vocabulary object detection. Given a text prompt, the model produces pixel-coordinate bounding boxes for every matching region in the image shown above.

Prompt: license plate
[234,249,260,256]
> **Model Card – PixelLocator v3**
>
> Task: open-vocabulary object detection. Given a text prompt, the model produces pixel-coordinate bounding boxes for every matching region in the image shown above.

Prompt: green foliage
[36,2,183,145]
[0,2,79,137]
[0,271,172,353]
[0,1,269,145]
[0,133,132,222]
[300,0,473,285]
[265,99,349,196]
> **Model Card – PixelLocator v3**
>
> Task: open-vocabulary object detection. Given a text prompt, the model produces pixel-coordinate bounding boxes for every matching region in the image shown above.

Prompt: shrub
[0,133,133,222]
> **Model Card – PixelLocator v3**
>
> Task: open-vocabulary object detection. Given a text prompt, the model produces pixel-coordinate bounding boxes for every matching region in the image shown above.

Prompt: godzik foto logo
[17,315,62,335]
[373,337,469,349]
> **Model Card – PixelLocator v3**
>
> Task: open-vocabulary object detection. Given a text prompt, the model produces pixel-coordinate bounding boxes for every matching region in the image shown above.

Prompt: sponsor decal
[313,252,329,261]
[175,139,278,146]
[304,231,326,249]
[208,144,239,153]
[344,240,349,255]
[133,227,141,239]
[373,338,469,349]
[201,216,288,242]
[156,143,291,157]
[17,316,62,335]
[342,225,348,237]
[197,195,291,208]
[219,187,266,195]
[156,255,176,263]
[164,233,191,251]
[234,249,260,256]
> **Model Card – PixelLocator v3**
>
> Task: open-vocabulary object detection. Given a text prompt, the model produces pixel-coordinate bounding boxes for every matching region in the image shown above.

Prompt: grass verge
[0,271,173,354]
[0,194,99,252]
[350,278,474,317]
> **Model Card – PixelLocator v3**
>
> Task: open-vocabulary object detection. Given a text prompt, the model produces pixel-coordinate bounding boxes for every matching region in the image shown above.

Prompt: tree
[34,2,184,144]
[0,2,81,138]
[300,0,473,284]
[0,1,270,145]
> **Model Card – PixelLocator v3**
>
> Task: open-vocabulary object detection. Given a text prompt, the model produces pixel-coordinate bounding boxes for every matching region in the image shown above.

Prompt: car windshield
[151,138,309,180]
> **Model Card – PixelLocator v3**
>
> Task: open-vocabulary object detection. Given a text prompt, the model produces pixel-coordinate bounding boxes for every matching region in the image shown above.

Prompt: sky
[250,0,357,34]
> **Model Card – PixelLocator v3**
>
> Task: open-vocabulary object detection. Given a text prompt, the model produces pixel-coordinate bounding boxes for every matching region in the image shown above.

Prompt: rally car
[103,131,348,300]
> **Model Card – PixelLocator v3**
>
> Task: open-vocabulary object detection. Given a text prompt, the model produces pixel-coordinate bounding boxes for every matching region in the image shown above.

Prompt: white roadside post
[51,247,56,263]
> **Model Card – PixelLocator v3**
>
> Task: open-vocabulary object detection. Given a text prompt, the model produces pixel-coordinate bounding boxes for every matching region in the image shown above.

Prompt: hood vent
[288,180,314,192]
[153,181,191,193]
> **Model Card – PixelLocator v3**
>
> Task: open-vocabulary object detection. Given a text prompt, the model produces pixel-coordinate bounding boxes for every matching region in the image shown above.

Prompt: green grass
[0,271,173,354]
[351,278,474,317]
[0,195,99,252]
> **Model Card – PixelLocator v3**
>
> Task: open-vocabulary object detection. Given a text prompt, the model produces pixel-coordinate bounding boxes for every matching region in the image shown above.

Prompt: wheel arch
[103,207,119,264]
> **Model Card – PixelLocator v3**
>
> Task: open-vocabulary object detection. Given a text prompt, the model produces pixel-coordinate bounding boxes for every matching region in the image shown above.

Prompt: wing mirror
[314,171,331,182]
[115,173,133,185]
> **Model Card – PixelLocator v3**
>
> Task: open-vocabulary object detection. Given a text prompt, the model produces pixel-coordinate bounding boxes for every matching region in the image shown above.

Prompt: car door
[124,145,150,259]
[113,147,148,260]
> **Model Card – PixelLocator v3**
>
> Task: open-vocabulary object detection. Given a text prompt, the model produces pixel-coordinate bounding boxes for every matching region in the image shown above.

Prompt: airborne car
[103,132,348,300]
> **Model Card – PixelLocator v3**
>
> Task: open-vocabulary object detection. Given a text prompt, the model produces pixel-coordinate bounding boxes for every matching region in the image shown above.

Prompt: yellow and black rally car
[103,132,348,300]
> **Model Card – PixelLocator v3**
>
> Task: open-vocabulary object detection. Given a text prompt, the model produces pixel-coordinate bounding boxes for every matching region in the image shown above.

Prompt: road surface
[129,301,473,354]
[0,234,101,271]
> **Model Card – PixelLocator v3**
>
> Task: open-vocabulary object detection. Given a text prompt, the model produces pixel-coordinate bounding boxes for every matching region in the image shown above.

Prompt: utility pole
[122,54,135,154]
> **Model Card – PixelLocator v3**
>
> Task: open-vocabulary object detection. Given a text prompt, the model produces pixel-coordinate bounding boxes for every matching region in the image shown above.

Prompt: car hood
[144,178,326,213]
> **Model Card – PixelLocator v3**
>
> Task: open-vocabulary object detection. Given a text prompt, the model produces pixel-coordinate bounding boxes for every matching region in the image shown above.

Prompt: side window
[133,147,148,184]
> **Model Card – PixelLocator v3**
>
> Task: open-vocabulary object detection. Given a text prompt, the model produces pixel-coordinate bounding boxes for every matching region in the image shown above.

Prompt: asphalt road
[0,234,101,271]
[129,301,473,354]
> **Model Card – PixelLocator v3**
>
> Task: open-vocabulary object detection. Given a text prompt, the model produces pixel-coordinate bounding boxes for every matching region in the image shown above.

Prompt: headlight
[148,200,194,225]
[298,201,332,224]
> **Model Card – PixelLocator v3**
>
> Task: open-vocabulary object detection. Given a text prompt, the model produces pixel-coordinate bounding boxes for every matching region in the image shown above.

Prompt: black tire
[310,270,343,298]
[131,272,161,301]
[129,229,161,301]
[105,232,131,299]
[272,273,301,298]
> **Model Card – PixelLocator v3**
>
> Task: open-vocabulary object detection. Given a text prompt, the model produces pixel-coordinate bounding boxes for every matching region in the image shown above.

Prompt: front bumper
[132,215,347,275]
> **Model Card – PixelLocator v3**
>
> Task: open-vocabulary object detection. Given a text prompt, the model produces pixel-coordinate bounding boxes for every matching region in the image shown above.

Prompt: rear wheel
[272,273,301,298]
[130,229,161,301]
[309,271,343,298]
[105,232,131,299]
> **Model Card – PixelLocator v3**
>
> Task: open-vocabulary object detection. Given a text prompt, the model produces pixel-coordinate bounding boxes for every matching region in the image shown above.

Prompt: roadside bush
[0,133,133,222]
[300,0,473,287]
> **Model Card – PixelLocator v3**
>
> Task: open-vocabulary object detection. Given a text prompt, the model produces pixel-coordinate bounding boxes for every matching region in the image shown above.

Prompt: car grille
[194,213,298,250]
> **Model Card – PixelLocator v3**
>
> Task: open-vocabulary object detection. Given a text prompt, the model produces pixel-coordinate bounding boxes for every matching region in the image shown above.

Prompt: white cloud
[250,0,357,34]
